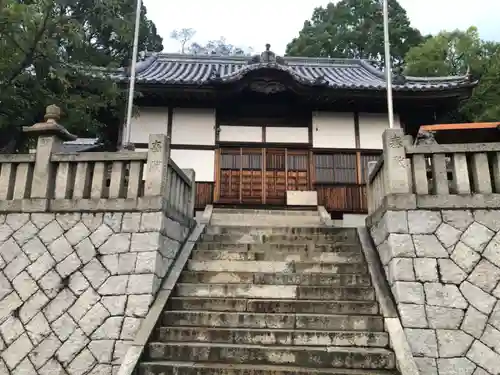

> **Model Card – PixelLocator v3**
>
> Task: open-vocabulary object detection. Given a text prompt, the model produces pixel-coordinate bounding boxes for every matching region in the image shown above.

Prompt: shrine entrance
[216,147,310,205]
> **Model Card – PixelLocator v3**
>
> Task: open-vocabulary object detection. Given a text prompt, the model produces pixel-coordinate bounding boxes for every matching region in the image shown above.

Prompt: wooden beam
[262,147,266,205]
[356,151,362,184]
[354,112,360,149]
[308,150,315,190]
[420,122,500,132]
[214,148,220,202]
[239,147,243,203]
[167,107,173,140]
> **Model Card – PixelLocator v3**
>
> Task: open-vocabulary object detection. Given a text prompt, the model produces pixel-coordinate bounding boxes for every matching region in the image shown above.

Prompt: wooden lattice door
[218,147,309,205]
[219,149,241,203]
[219,148,263,204]
[286,150,309,192]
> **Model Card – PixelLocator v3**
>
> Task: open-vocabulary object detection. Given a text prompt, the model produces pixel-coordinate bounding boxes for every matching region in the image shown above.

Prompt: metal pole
[383,0,395,129]
[123,0,142,147]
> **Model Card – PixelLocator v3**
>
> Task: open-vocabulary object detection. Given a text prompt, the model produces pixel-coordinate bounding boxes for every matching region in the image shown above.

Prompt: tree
[170,28,196,54]
[170,29,252,56]
[404,27,500,79]
[403,26,500,123]
[462,52,500,122]
[189,37,253,56]
[0,0,163,151]
[286,0,424,67]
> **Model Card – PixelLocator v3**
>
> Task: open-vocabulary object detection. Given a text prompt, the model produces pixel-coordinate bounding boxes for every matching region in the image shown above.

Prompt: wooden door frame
[216,146,311,205]
[213,148,221,202]
[261,147,266,205]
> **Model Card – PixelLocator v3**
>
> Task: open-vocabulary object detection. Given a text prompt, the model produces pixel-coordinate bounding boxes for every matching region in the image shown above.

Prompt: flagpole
[383,0,395,129]
[123,0,142,148]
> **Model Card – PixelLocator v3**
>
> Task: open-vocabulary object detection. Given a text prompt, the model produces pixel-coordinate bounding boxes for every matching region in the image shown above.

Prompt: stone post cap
[23,104,77,141]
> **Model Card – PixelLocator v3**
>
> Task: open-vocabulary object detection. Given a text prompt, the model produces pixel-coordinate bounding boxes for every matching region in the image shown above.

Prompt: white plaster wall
[312,112,356,148]
[266,127,308,143]
[170,150,215,182]
[171,108,215,145]
[219,126,262,142]
[359,113,401,149]
[130,107,169,144]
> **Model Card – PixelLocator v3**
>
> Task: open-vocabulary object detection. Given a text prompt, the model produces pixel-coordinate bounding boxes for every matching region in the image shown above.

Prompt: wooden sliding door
[265,149,286,204]
[219,148,263,204]
[286,150,309,192]
[218,147,310,205]
[265,149,309,204]
[240,149,263,203]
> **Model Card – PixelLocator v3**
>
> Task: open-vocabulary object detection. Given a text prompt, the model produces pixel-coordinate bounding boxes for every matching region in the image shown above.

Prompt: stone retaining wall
[0,211,191,375]
[370,208,500,375]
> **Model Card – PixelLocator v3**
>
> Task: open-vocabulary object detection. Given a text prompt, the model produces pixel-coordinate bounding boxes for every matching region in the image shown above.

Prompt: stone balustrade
[367,129,500,215]
[0,105,197,375]
[0,106,195,221]
[366,128,500,374]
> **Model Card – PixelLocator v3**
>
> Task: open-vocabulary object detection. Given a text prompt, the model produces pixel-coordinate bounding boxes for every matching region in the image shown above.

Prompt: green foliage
[404,27,499,79]
[0,0,163,150]
[461,52,500,122]
[288,0,500,124]
[404,27,500,122]
[285,0,423,66]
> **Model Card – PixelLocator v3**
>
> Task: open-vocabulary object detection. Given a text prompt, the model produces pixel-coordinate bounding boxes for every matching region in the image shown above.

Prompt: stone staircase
[138,211,399,375]
[209,208,325,227]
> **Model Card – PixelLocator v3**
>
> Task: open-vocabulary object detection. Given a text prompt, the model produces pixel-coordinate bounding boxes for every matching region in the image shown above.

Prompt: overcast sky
[143,0,499,55]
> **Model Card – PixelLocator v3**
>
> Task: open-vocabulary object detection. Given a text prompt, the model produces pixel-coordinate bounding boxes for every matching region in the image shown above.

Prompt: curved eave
[124,78,477,95]
[112,53,478,97]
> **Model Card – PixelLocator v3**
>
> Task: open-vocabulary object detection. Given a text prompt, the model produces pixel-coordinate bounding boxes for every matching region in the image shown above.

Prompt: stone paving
[0,211,190,375]
[371,209,500,375]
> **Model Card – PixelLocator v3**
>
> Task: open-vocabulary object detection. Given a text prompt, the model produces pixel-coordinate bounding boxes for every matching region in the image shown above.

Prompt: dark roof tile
[113,53,475,92]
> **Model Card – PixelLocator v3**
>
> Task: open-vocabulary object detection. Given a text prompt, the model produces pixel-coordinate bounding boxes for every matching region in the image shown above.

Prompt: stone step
[212,209,320,216]
[209,210,323,227]
[162,311,384,331]
[138,361,398,375]
[201,233,357,244]
[187,260,368,274]
[173,284,375,301]
[154,327,389,348]
[205,226,353,236]
[144,342,396,370]
[178,272,372,287]
[190,250,364,263]
[167,297,379,314]
[194,242,359,252]
[209,218,323,226]
[209,218,324,228]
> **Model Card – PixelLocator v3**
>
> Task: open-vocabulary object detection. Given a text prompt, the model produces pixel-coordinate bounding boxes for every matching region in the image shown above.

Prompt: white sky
[143,0,500,55]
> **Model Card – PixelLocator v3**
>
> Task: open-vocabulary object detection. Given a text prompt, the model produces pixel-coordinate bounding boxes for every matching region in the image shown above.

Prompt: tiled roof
[113,53,475,92]
[60,138,101,153]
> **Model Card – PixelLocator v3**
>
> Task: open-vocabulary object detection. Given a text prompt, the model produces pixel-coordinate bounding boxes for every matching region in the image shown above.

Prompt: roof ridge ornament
[247,44,286,65]
[209,67,221,81]
[392,66,407,85]
[313,75,328,86]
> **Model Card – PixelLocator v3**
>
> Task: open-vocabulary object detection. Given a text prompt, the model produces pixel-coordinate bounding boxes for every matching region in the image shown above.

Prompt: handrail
[0,134,196,218]
[366,128,500,215]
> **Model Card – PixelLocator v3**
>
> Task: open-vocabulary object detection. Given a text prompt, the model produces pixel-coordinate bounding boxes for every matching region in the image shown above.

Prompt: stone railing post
[382,128,411,194]
[182,169,196,217]
[23,105,77,199]
[366,160,378,213]
[144,134,170,197]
